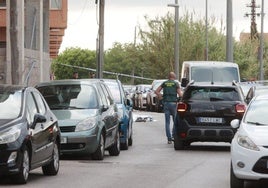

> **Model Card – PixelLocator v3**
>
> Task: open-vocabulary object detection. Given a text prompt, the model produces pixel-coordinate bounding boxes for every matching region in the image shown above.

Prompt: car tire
[120,129,129,150]
[108,129,120,156]
[174,134,186,150]
[128,129,133,146]
[13,146,30,184]
[42,143,60,176]
[230,163,244,188]
[92,133,105,160]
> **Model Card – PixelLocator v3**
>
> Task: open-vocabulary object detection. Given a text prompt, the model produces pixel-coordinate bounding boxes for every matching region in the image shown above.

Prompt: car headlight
[0,128,21,144]
[237,135,260,151]
[75,117,97,132]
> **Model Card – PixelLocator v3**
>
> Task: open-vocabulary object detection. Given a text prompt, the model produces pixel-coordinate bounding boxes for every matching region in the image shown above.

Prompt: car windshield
[38,84,98,110]
[244,100,268,125]
[0,89,22,119]
[191,67,239,82]
[184,87,239,101]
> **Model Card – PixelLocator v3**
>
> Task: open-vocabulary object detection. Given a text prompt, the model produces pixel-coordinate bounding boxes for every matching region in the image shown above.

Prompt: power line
[55,62,154,81]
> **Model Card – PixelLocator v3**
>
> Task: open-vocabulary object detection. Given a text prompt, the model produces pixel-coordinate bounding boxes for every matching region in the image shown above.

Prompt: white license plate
[199,117,223,124]
[61,137,67,144]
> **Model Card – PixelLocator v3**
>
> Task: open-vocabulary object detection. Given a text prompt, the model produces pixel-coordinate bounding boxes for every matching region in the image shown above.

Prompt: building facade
[0,0,67,86]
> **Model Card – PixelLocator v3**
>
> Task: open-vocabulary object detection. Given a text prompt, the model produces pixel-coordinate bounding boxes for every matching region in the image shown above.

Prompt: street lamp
[168,1,180,79]
[205,0,208,61]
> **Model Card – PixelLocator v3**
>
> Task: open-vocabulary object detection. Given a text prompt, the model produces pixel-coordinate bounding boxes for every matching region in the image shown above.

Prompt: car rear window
[184,86,240,101]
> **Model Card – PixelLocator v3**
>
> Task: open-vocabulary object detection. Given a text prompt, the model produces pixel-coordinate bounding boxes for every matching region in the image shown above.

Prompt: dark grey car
[36,79,120,160]
[0,85,60,184]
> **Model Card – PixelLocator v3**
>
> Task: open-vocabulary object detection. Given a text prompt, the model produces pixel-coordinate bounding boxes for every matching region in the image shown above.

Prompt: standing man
[155,72,183,144]
[73,72,79,79]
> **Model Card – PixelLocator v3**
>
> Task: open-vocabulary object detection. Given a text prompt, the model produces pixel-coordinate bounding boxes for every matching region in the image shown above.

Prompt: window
[26,93,38,124]
[0,0,6,8]
[50,0,62,10]
[32,92,46,115]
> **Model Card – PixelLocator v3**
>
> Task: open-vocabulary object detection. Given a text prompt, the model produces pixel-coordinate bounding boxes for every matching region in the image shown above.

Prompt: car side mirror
[101,105,109,112]
[230,119,240,129]
[125,98,133,107]
[181,78,189,87]
[31,113,46,129]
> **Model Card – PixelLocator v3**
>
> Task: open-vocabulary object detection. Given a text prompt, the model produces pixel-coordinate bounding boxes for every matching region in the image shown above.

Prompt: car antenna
[24,60,37,87]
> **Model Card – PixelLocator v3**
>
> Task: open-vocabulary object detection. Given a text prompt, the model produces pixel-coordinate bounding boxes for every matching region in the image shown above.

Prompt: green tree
[52,47,96,79]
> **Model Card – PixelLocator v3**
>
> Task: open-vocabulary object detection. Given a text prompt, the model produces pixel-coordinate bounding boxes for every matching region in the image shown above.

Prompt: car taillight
[177,102,187,112]
[235,103,246,114]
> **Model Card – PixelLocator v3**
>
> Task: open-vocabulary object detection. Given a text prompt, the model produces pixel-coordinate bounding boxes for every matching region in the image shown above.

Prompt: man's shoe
[167,140,172,144]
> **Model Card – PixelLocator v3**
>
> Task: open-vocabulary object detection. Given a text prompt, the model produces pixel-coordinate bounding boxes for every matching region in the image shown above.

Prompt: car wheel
[92,133,105,160]
[42,143,60,176]
[174,134,186,150]
[230,163,244,188]
[128,129,133,146]
[13,147,30,184]
[108,129,120,156]
[120,129,129,150]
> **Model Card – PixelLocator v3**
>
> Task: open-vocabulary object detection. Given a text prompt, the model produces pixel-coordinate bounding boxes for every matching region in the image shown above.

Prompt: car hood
[52,109,98,126]
[242,124,268,145]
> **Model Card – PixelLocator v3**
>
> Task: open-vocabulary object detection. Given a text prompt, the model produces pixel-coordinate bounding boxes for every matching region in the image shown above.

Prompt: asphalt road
[0,111,267,188]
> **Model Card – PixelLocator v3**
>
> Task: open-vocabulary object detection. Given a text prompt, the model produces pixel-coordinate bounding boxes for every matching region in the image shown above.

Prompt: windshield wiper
[68,106,86,109]
[210,97,224,101]
[246,121,265,125]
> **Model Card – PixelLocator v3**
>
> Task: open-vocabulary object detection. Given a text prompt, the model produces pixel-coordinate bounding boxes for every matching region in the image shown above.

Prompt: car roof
[187,81,238,88]
[182,61,237,67]
[254,94,268,101]
[0,84,30,93]
[36,79,105,87]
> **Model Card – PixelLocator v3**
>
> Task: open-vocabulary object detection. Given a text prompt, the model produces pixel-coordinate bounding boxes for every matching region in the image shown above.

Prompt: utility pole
[226,0,233,62]
[245,0,260,40]
[96,0,105,78]
[168,1,180,79]
[10,0,20,84]
[205,0,208,61]
[259,0,264,80]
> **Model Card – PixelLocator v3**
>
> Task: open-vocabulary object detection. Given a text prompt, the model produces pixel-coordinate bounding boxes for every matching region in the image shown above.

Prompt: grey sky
[60,0,266,51]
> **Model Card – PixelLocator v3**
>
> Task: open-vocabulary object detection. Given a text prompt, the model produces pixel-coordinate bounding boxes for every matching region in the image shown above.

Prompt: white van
[180,61,240,87]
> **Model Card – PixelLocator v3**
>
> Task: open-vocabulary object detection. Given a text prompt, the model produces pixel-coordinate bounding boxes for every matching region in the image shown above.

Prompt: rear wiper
[246,121,265,125]
[210,97,224,101]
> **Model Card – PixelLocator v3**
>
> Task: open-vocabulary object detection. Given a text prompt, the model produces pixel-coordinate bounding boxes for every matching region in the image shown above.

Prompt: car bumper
[231,139,268,181]
[60,129,99,155]
[176,120,235,142]
[0,148,23,176]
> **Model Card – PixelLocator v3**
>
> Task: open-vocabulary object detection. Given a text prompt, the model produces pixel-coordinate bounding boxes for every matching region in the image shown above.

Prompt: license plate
[61,137,67,144]
[198,117,223,124]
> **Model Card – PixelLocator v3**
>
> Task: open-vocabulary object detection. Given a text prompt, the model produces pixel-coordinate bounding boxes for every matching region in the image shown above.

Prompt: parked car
[146,79,166,112]
[0,85,60,184]
[123,84,136,99]
[133,84,151,110]
[36,79,120,160]
[174,81,246,150]
[230,94,268,188]
[102,79,133,150]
